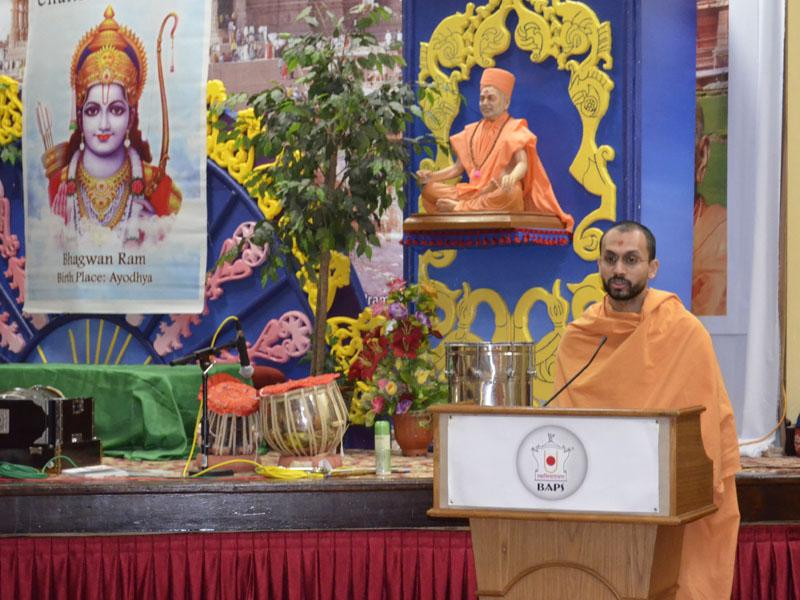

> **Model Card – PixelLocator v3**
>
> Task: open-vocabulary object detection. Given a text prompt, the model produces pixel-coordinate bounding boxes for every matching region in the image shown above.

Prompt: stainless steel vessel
[445,342,536,406]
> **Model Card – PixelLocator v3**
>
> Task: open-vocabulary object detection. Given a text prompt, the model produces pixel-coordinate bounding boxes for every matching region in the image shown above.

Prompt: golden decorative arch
[413,0,615,401]
[418,0,616,258]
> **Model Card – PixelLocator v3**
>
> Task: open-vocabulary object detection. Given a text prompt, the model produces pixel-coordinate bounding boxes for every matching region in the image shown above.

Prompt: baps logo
[515,425,588,500]
[533,433,570,481]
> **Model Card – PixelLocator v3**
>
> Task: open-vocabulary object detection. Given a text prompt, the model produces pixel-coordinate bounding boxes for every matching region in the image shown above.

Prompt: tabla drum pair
[258,376,348,461]
[445,342,536,406]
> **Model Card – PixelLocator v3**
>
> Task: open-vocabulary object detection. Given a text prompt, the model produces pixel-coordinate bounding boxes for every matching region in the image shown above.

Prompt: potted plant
[216,2,429,376]
[347,278,448,455]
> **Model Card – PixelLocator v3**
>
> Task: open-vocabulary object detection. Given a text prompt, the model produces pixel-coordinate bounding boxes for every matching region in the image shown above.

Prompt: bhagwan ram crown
[70,5,148,107]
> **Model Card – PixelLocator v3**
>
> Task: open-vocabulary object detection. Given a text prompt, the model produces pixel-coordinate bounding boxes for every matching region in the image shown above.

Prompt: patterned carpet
[95,449,434,479]
[5,449,797,482]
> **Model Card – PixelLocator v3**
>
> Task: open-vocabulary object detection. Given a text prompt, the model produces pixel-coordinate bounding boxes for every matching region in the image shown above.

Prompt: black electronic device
[0,386,102,471]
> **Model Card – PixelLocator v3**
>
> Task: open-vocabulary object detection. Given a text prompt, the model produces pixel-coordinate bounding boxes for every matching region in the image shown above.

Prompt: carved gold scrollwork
[292,240,351,316]
[416,0,615,373]
[0,76,22,147]
[567,271,605,321]
[327,310,387,374]
[472,2,514,65]
[511,279,569,404]
[548,0,613,71]
[206,82,255,185]
[513,0,555,64]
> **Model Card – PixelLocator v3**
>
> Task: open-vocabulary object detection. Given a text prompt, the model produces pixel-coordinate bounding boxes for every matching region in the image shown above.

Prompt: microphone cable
[542,336,608,407]
[182,315,248,477]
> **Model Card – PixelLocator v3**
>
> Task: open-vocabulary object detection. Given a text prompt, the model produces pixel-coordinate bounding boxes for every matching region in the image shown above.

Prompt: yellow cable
[211,315,239,347]
[192,458,325,479]
[255,465,324,480]
[181,395,204,477]
[189,459,324,479]
[40,454,79,473]
[181,314,242,477]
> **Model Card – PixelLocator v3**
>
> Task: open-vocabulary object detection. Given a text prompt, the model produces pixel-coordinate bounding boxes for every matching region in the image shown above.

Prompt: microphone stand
[199,357,214,470]
[170,338,240,471]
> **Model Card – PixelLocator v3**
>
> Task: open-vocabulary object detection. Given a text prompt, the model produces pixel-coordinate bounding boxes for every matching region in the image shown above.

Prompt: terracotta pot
[393,409,433,456]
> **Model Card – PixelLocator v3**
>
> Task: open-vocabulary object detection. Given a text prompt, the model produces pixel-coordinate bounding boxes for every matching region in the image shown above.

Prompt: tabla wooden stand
[427,404,715,600]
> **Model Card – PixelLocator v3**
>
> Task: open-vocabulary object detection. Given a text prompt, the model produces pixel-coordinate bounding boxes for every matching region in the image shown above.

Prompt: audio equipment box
[0,386,102,471]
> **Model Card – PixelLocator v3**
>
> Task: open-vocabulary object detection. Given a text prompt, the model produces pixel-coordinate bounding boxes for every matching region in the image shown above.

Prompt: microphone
[234,320,255,379]
[542,335,607,407]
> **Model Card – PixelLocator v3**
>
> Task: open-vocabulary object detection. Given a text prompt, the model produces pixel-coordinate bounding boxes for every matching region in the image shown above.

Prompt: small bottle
[374,420,391,476]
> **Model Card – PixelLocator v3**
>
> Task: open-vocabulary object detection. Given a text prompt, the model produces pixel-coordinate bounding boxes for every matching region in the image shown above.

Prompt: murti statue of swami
[416,67,573,231]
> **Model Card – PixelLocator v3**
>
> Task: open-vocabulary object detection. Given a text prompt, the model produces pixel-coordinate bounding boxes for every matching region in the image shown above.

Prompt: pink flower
[371,396,385,414]
[377,378,389,391]
[371,300,387,317]
[387,278,406,293]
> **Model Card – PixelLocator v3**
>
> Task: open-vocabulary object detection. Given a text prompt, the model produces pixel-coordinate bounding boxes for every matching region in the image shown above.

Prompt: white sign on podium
[440,413,667,515]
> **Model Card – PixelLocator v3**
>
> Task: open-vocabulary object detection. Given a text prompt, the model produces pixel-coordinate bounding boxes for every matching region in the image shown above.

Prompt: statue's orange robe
[552,289,740,600]
[446,115,573,231]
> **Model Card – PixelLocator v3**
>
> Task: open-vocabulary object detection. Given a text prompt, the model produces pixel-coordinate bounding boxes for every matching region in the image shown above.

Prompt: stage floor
[0,452,797,536]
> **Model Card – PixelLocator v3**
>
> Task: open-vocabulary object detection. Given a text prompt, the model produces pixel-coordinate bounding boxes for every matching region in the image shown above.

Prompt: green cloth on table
[0,363,244,460]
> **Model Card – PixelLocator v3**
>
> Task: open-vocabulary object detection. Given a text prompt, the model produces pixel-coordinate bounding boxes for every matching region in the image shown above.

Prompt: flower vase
[393,410,433,456]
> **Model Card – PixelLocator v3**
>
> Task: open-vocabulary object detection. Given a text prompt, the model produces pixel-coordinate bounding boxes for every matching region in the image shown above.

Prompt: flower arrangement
[347,279,447,426]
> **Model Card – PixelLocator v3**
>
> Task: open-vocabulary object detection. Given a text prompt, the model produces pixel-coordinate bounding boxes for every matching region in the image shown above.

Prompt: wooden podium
[427,404,715,600]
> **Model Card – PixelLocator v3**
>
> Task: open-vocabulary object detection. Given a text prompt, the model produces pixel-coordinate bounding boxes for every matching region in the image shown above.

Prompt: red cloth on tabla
[552,289,740,599]
[258,373,339,397]
[199,373,259,416]
[449,114,574,231]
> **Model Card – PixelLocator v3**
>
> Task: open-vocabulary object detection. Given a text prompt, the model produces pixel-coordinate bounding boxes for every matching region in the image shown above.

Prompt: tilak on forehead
[480,67,515,99]
[71,5,148,108]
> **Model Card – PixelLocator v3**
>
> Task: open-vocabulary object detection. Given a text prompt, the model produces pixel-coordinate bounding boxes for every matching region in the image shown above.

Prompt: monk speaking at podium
[552,221,741,600]
[416,67,573,231]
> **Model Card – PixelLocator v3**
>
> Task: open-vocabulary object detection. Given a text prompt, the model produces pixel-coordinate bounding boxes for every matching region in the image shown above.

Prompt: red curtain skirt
[3,525,799,600]
[0,530,477,600]
[732,525,800,600]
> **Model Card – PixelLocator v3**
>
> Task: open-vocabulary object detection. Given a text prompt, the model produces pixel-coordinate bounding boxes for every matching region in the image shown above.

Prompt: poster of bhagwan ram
[23,0,210,313]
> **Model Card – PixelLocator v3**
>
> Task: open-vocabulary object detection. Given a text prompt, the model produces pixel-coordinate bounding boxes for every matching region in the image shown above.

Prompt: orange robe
[427,115,573,231]
[552,289,740,600]
[692,197,727,315]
